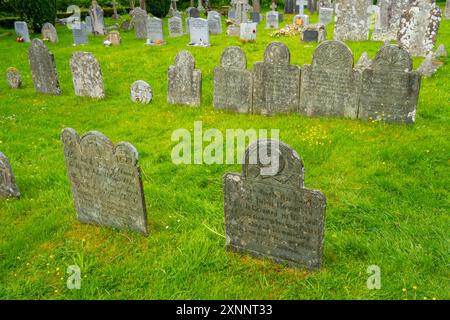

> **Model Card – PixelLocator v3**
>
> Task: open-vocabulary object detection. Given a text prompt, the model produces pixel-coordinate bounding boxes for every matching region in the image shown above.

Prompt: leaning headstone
[132,7,148,39]
[41,22,58,43]
[333,0,372,41]
[89,0,105,36]
[61,128,148,235]
[214,46,253,113]
[70,52,105,99]
[253,42,301,115]
[189,18,210,46]
[359,45,420,124]
[207,10,222,35]
[168,16,183,37]
[131,80,153,104]
[417,53,439,77]
[168,50,202,107]
[0,152,20,199]
[355,52,372,70]
[235,0,249,24]
[240,22,257,41]
[73,22,88,46]
[266,11,279,29]
[107,31,121,45]
[146,17,164,45]
[371,0,413,41]
[398,0,442,57]
[14,21,30,42]
[318,7,333,25]
[300,40,361,119]
[28,39,61,95]
[6,67,22,89]
[223,139,326,270]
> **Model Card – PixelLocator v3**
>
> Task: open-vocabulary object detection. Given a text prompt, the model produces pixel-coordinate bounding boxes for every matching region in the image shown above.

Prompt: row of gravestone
[168,41,421,124]
[0,132,326,271]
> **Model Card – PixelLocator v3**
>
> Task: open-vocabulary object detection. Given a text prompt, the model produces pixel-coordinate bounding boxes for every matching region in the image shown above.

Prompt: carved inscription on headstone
[61,128,148,235]
[28,39,61,95]
[42,22,58,43]
[0,152,20,199]
[70,52,105,99]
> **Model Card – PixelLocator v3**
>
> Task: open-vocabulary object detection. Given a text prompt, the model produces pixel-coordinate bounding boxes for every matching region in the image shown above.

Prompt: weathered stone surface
[446,0,450,20]
[398,0,442,57]
[0,152,20,199]
[300,40,361,119]
[235,0,249,24]
[333,0,372,41]
[107,31,121,45]
[146,17,164,45]
[132,7,148,39]
[266,11,279,29]
[223,139,326,270]
[73,22,88,46]
[14,21,30,42]
[355,52,372,70]
[240,22,257,41]
[70,52,105,99]
[6,67,22,89]
[85,16,93,34]
[28,39,61,95]
[168,16,183,37]
[131,80,153,104]
[359,45,420,124]
[189,18,210,46]
[318,7,333,25]
[168,50,201,106]
[417,53,439,77]
[301,24,326,42]
[89,0,105,36]
[42,22,58,43]
[434,44,447,60]
[253,42,301,115]
[214,46,252,113]
[372,0,413,41]
[61,128,148,235]
[207,10,222,34]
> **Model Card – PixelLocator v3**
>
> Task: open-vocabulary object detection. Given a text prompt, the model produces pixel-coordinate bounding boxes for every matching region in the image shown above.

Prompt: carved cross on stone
[296,0,307,16]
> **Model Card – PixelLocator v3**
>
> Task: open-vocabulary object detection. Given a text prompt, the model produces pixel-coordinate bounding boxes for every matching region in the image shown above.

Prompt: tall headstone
[186,7,200,35]
[235,0,249,24]
[41,23,58,43]
[6,67,22,89]
[73,22,88,46]
[318,7,333,25]
[89,0,105,36]
[300,41,361,119]
[0,152,20,199]
[293,0,310,25]
[333,0,372,41]
[397,0,442,57]
[359,45,420,124]
[189,18,210,46]
[214,46,253,113]
[61,128,148,235]
[146,17,164,45]
[372,0,413,41]
[131,80,153,104]
[446,0,450,20]
[223,139,326,270]
[253,42,301,115]
[266,11,279,29]
[207,11,222,35]
[168,16,184,37]
[86,16,93,35]
[111,0,121,20]
[28,39,61,95]
[285,0,297,14]
[132,7,148,39]
[14,21,30,43]
[70,52,105,99]
[168,51,202,107]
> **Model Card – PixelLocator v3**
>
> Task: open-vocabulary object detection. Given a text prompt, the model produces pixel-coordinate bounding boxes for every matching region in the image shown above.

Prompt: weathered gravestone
[70,52,105,99]
[189,18,210,46]
[146,17,164,45]
[318,7,333,25]
[131,80,153,104]
[300,40,361,119]
[6,67,22,89]
[121,20,131,31]
[168,16,183,37]
[398,0,442,57]
[446,0,450,20]
[253,42,301,115]
[85,16,93,35]
[61,128,148,235]
[214,46,253,113]
[223,139,326,270]
[207,11,222,35]
[371,0,413,41]
[359,45,420,124]
[132,7,148,39]
[168,50,202,107]
[333,0,372,41]
[240,22,257,41]
[355,52,372,70]
[435,44,447,60]
[14,21,30,43]
[28,39,61,95]
[42,22,58,43]
[266,11,279,29]
[0,152,20,199]
[73,22,88,46]
[89,0,105,36]
[285,0,298,14]
[107,31,121,45]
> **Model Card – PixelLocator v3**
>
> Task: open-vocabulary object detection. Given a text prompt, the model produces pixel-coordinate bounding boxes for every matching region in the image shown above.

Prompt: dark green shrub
[146,0,171,18]
[0,16,19,29]
[15,0,56,32]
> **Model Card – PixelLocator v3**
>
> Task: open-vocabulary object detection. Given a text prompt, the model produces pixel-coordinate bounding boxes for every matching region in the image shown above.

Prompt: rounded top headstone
[6,67,22,89]
[130,80,153,104]
[264,41,291,64]
[312,40,354,69]
[371,44,412,72]
[220,46,247,69]
[174,50,195,69]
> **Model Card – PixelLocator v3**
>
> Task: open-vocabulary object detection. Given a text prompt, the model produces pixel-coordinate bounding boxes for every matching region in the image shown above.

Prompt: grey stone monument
[240,22,257,41]
[266,11,279,29]
[168,16,183,37]
[6,67,22,89]
[207,11,222,35]
[89,0,105,36]
[371,0,413,41]
[446,0,450,20]
[333,0,372,41]
[359,45,420,124]
[28,39,61,95]
[253,42,301,115]
[146,17,164,45]
[214,46,253,113]
[398,0,442,57]
[131,80,153,104]
[61,128,148,235]
[14,21,30,43]
[168,50,202,107]
[318,7,333,25]
[223,139,326,270]
[300,40,361,119]
[73,22,88,46]
[189,18,210,46]
[0,152,20,199]
[132,7,148,39]
[70,52,105,99]
[86,16,93,35]
[41,22,58,43]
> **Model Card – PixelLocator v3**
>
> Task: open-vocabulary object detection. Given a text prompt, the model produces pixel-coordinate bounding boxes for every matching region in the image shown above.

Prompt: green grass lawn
[0,10,449,300]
